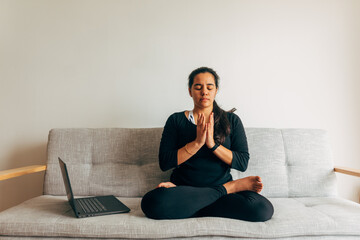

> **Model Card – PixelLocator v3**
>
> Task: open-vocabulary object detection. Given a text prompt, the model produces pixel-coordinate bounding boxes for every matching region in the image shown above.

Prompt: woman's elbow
[158,157,169,172]
[158,153,175,172]
[159,162,170,172]
[240,161,248,172]
[232,152,249,172]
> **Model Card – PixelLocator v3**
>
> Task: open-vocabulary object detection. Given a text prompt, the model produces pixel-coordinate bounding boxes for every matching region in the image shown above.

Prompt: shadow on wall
[0,143,47,212]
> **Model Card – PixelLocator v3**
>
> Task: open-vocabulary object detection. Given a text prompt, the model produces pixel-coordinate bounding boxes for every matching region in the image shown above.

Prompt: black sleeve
[230,113,250,171]
[158,114,178,171]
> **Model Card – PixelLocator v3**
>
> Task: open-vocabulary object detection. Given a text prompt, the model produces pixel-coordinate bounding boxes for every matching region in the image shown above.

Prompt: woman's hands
[195,113,206,146]
[195,112,216,148]
[177,112,221,166]
[205,112,216,148]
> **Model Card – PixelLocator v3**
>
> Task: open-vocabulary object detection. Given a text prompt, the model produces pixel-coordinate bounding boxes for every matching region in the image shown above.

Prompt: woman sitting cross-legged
[141,66,274,221]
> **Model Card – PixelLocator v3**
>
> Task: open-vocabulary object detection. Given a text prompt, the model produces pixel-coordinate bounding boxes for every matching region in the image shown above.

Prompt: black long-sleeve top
[158,111,250,187]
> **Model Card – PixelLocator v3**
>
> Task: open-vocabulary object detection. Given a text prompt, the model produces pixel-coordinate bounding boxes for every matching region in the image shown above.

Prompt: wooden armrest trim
[334,166,360,177]
[0,165,47,181]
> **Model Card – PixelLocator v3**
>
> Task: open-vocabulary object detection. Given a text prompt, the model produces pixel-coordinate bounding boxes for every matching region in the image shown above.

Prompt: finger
[211,112,214,125]
[201,114,205,130]
[203,116,206,131]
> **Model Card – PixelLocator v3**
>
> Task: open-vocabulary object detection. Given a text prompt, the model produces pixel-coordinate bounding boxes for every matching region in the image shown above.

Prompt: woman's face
[189,72,218,109]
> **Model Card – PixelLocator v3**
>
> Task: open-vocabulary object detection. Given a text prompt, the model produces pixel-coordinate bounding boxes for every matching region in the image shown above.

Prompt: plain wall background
[0,0,359,211]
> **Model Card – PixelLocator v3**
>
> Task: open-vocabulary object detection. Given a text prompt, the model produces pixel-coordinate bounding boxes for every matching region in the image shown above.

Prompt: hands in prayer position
[195,112,216,149]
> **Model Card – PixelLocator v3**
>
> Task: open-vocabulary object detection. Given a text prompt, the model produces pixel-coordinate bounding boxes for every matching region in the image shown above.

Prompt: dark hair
[188,67,236,144]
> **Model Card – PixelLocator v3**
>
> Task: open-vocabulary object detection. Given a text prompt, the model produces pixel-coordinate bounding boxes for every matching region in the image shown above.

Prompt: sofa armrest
[334,166,360,177]
[0,165,47,181]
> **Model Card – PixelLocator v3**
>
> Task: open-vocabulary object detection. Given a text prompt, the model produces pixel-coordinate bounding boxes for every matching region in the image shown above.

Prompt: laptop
[58,157,130,218]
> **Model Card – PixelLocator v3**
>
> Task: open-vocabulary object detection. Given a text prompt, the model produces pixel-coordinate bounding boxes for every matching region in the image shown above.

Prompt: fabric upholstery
[0,127,357,239]
[0,195,359,239]
[44,128,170,197]
[231,128,337,197]
[44,128,336,198]
[3,237,360,240]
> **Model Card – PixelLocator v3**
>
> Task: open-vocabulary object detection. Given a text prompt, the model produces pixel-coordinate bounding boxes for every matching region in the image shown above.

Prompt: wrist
[184,143,196,155]
[207,141,216,148]
[209,143,219,152]
[193,141,202,150]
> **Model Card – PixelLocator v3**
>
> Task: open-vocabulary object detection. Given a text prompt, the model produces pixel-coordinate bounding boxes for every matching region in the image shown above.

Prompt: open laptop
[58,157,130,218]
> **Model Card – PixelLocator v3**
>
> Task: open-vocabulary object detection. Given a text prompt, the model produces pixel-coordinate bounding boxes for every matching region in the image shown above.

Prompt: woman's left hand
[206,112,216,148]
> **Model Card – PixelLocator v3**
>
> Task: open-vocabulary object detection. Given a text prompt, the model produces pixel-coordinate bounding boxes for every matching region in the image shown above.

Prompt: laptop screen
[58,158,75,203]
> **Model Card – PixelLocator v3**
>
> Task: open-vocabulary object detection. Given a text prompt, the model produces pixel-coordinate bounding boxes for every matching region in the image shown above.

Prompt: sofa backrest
[230,128,336,197]
[44,128,337,198]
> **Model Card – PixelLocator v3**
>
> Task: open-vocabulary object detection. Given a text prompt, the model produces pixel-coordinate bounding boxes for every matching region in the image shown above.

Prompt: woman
[141,67,274,221]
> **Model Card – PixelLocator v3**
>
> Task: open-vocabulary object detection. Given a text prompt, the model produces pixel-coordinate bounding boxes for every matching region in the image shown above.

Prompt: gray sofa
[0,128,360,239]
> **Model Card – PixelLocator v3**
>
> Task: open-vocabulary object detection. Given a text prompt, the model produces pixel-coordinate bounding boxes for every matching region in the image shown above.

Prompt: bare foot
[157,182,177,188]
[223,176,263,194]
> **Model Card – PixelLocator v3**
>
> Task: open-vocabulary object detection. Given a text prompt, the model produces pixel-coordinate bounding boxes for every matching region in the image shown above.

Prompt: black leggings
[141,185,274,221]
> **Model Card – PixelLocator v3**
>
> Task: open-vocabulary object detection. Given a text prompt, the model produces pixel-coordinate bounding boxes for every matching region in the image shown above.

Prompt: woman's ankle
[222,181,233,194]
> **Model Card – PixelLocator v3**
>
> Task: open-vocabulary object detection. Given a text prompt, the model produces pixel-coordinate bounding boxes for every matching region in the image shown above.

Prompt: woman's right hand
[195,113,207,147]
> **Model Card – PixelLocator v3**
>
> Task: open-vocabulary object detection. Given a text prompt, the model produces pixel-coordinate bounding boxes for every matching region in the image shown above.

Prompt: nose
[201,89,208,96]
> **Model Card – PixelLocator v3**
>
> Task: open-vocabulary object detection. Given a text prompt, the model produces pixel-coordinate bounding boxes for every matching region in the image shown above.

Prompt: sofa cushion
[231,128,288,197]
[0,196,359,239]
[1,236,360,240]
[44,128,336,198]
[44,128,171,197]
[231,128,337,198]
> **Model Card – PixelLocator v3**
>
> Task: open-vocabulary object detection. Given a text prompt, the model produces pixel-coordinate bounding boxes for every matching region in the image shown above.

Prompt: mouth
[200,98,210,101]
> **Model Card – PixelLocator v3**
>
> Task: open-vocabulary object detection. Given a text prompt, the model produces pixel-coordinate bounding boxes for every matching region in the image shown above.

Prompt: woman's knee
[141,187,175,219]
[251,196,274,222]
[233,191,274,222]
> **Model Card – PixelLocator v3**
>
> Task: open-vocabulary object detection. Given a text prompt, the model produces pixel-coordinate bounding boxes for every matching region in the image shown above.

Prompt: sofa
[0,127,359,239]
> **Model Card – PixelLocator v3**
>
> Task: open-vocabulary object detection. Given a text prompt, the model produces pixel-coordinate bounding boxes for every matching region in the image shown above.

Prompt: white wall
[1,0,359,211]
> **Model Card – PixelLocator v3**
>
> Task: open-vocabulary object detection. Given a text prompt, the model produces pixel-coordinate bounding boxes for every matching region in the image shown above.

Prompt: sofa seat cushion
[0,195,359,239]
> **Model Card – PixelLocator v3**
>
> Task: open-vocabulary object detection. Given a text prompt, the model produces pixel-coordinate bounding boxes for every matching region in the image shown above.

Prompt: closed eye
[194,84,215,90]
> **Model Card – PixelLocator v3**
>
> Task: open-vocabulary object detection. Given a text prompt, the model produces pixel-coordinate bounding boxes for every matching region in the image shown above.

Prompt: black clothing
[141,185,274,221]
[159,111,250,187]
[141,185,227,220]
[141,111,274,221]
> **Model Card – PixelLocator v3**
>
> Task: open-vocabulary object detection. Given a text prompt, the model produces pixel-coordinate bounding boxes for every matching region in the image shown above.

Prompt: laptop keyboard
[77,198,107,213]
